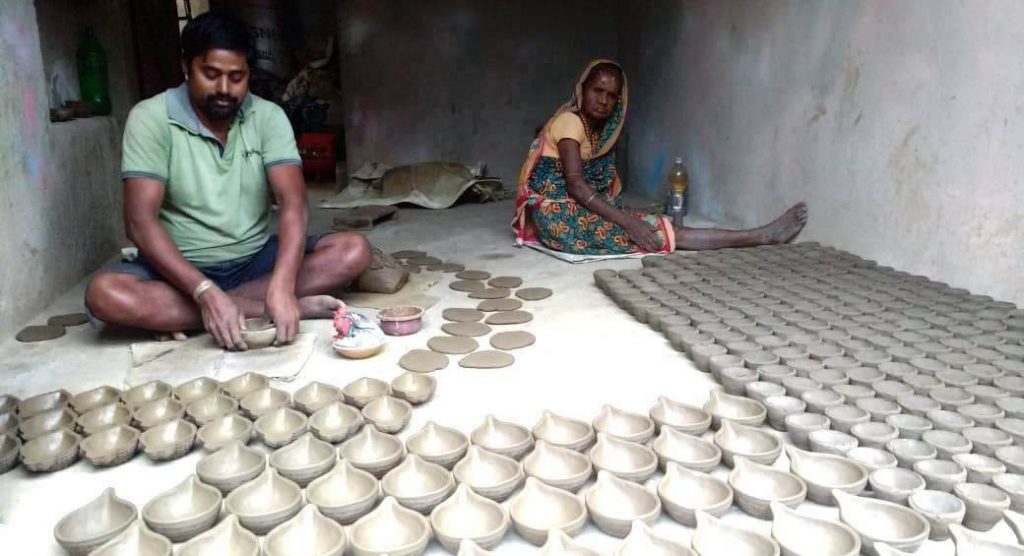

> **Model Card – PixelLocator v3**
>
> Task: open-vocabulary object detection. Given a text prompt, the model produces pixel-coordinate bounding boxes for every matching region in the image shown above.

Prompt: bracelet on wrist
[192,279,215,302]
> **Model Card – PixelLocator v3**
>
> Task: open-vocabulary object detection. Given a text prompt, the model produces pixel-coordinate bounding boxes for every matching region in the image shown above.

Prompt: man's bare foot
[154,331,188,342]
[299,295,346,319]
[761,202,808,244]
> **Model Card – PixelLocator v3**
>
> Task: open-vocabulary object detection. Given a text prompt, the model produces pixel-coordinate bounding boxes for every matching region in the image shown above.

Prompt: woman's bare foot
[153,331,188,342]
[299,295,346,319]
[761,202,808,244]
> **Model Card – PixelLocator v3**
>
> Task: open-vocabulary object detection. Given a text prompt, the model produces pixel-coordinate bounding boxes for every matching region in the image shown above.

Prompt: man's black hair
[180,11,251,64]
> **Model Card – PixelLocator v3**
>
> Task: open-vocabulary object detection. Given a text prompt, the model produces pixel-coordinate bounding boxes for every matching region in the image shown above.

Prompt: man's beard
[201,94,240,121]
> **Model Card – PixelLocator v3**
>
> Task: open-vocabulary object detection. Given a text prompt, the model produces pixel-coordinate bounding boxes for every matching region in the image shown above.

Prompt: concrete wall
[0,0,134,335]
[619,0,1024,305]
[338,0,618,183]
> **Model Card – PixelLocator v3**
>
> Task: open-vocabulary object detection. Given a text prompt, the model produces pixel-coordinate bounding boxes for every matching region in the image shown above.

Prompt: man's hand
[621,216,663,252]
[198,287,248,350]
[266,285,300,345]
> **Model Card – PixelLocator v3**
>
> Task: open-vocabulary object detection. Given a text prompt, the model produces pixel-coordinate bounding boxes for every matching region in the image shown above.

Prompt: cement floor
[0,199,1008,554]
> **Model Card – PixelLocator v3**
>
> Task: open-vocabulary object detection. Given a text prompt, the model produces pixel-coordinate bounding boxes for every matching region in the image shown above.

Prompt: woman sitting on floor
[512,59,808,255]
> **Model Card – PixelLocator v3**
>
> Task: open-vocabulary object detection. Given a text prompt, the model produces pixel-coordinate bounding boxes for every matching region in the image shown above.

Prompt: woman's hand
[621,217,663,252]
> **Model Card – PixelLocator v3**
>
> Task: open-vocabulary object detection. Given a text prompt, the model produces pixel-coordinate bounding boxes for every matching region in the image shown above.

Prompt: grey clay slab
[442,308,485,323]
[399,350,450,373]
[456,270,491,281]
[469,288,511,299]
[16,325,66,343]
[477,298,523,312]
[407,256,442,266]
[490,331,536,351]
[390,250,426,259]
[47,313,89,327]
[441,322,492,338]
[484,311,533,325]
[515,287,553,301]
[450,280,486,293]
[428,263,465,273]
[459,351,515,369]
[488,276,523,289]
[427,336,479,355]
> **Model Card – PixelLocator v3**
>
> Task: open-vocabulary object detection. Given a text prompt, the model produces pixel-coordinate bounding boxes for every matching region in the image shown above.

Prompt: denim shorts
[104,234,326,291]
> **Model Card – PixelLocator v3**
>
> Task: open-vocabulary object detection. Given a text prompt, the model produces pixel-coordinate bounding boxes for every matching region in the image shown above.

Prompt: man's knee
[316,232,373,280]
[85,273,138,323]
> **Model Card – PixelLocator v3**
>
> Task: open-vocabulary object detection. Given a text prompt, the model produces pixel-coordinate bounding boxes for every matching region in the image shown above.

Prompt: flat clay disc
[47,313,89,327]
[477,298,524,312]
[516,287,553,301]
[427,336,479,355]
[442,322,492,337]
[399,349,450,373]
[408,256,443,266]
[485,311,534,325]
[469,288,511,299]
[16,325,66,343]
[403,264,422,274]
[450,280,486,293]
[456,270,491,281]
[391,250,426,259]
[488,276,523,289]
[442,308,485,323]
[428,263,465,273]
[459,350,515,369]
[490,331,536,350]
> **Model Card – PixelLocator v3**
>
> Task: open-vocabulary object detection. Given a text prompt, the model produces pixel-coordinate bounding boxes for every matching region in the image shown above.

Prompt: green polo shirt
[121,84,301,266]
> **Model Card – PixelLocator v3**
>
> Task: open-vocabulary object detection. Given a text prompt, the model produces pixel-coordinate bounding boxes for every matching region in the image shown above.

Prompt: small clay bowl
[132,397,186,430]
[509,478,588,546]
[239,387,291,419]
[729,456,807,519]
[649,396,712,435]
[997,446,1024,475]
[173,378,222,405]
[765,396,806,430]
[339,425,406,477]
[808,429,859,456]
[927,409,976,433]
[70,386,122,414]
[522,440,593,492]
[852,422,899,450]
[430,483,509,551]
[185,394,238,426]
[785,412,831,450]
[390,372,437,405]
[381,454,456,513]
[958,403,1007,428]
[907,489,966,541]
[332,335,385,359]
[221,372,270,400]
[196,413,253,451]
[21,428,80,472]
[378,304,425,336]
[81,424,140,467]
[19,389,71,418]
[292,381,342,415]
[963,426,1014,456]
[19,407,76,440]
[953,452,1007,484]
[533,411,595,452]
[142,475,222,543]
[923,430,973,460]
[592,404,655,444]
[0,434,20,474]
[140,418,196,461]
[994,473,1024,512]
[309,401,364,444]
[657,461,733,527]
[586,470,662,537]
[714,419,783,466]
[240,317,277,349]
[470,415,533,460]
[954,482,1011,531]
[855,397,901,422]
[254,407,308,448]
[588,433,658,483]
[847,446,899,473]
[342,377,391,408]
[913,459,968,492]
[195,441,267,494]
[349,497,431,554]
[652,425,721,472]
[123,381,172,409]
[869,467,926,505]
[825,404,871,434]
[53,488,138,556]
[802,389,846,414]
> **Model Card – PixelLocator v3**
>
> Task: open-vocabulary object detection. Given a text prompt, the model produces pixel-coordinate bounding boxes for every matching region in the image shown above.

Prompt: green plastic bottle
[77,28,111,116]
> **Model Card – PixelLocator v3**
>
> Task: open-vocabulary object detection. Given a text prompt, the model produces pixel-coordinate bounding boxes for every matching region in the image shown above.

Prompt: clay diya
[522,440,593,492]
[452,445,524,501]
[224,467,303,534]
[406,421,469,468]
[470,414,534,460]
[381,454,456,513]
[53,488,137,556]
[195,441,266,494]
[585,470,662,537]
[306,459,380,524]
[509,477,588,545]
[141,475,222,542]
[430,484,509,552]
[348,497,431,555]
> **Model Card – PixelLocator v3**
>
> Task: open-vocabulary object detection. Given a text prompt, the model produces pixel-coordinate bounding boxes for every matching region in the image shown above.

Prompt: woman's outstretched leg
[672,203,808,251]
